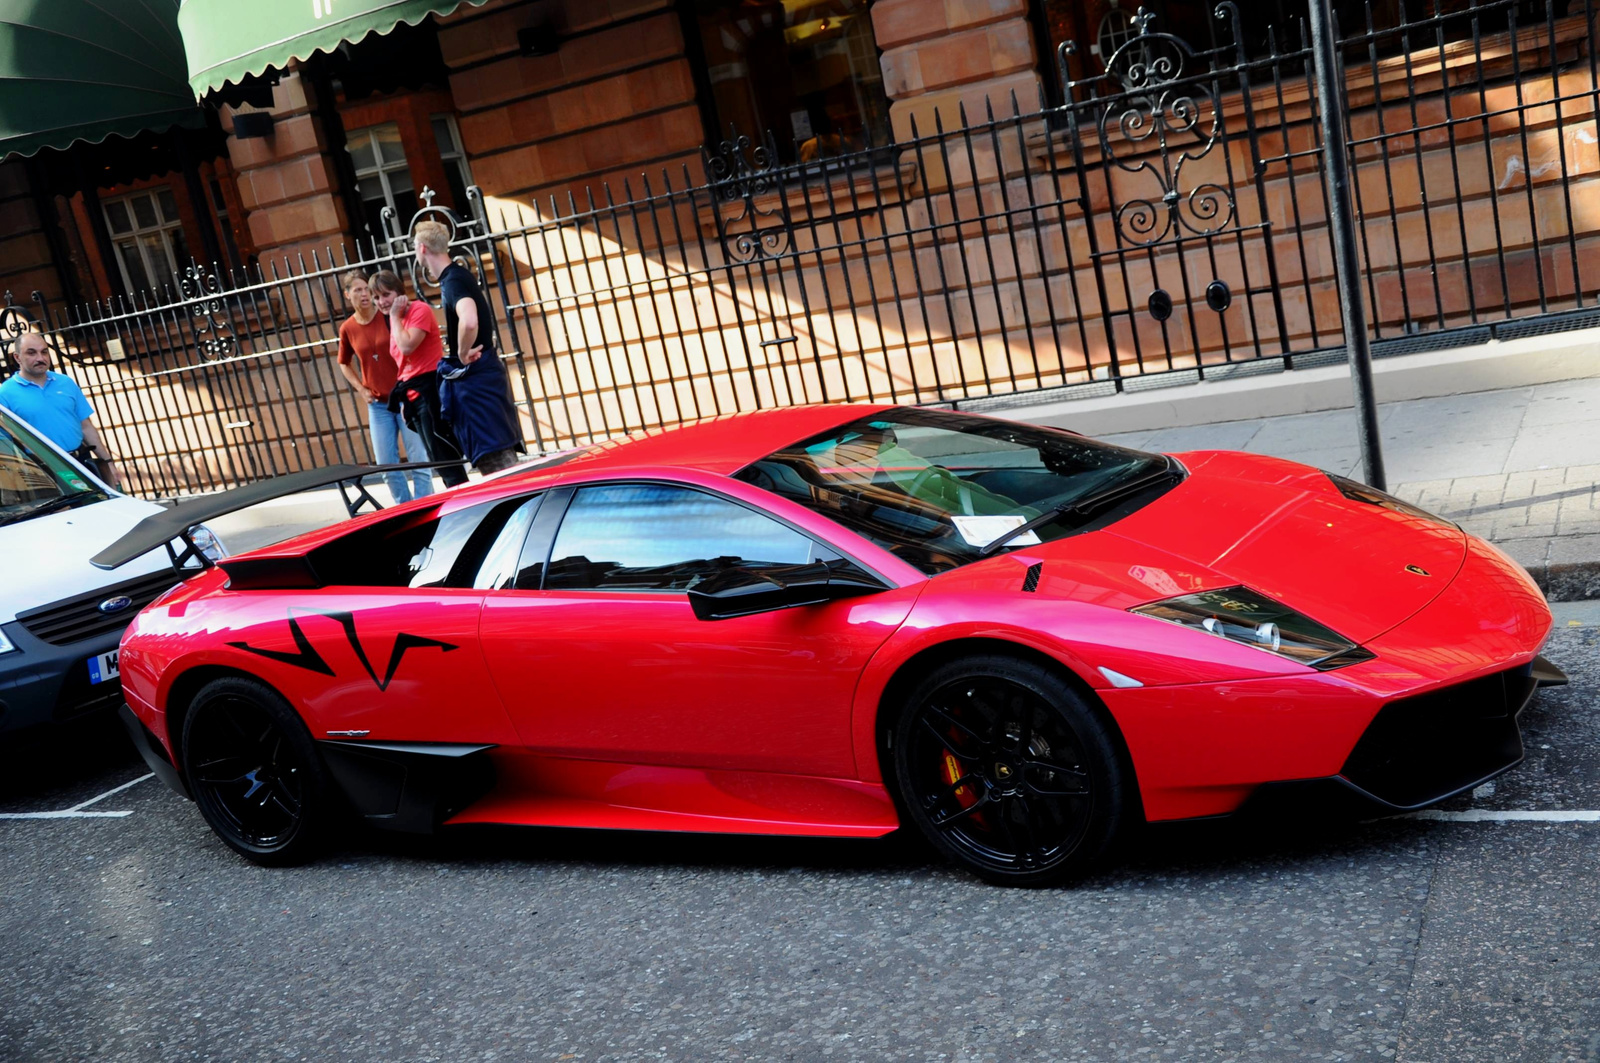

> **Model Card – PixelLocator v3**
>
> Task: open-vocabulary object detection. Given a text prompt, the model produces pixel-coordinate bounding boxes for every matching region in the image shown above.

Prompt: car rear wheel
[181,676,330,867]
[890,655,1130,887]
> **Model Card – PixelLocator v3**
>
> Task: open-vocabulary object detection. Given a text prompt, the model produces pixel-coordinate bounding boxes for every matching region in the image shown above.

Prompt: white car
[0,404,223,737]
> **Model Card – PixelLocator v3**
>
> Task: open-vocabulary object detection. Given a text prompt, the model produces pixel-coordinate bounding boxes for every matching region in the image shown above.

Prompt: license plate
[88,650,120,685]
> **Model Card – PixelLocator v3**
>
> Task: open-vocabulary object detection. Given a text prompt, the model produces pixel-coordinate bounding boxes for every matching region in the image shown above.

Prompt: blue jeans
[369,401,434,503]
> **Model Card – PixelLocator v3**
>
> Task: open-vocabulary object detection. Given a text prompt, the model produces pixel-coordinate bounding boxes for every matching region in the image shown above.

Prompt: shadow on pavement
[0,712,140,804]
[322,802,1418,888]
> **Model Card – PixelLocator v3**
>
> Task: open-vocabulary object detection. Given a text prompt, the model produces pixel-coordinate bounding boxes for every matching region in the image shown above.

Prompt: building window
[103,188,190,293]
[432,115,475,217]
[689,0,890,162]
[347,122,415,238]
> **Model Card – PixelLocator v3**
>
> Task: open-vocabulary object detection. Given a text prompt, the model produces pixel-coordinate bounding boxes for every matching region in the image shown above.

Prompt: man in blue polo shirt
[0,331,123,487]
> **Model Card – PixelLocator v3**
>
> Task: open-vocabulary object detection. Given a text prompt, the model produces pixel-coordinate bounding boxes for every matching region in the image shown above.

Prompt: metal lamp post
[1307,0,1388,491]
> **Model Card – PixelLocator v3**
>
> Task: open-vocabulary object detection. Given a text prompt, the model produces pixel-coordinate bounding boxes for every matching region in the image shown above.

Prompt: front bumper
[0,619,127,736]
[1108,535,1555,821]
[1242,656,1562,817]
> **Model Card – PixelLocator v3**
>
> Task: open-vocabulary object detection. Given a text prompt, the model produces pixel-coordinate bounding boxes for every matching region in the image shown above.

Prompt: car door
[241,495,536,746]
[477,480,916,777]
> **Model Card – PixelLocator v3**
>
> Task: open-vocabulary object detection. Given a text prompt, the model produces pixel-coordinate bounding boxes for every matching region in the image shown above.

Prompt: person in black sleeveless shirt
[414,220,524,475]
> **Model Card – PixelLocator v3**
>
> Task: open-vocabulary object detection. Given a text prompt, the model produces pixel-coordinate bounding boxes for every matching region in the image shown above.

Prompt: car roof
[521,403,893,479]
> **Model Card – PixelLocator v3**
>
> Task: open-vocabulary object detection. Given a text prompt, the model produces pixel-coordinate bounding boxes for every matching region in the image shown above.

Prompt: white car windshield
[0,406,107,526]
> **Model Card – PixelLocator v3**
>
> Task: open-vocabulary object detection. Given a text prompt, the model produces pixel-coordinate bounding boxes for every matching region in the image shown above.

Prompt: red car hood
[1102,450,1466,645]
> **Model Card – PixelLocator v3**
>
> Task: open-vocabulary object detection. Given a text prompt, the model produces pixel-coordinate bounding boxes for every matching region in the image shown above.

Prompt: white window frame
[103,189,186,292]
[430,114,475,210]
[347,122,413,235]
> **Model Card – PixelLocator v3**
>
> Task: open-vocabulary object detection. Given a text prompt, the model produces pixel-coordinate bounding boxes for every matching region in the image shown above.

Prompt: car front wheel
[181,676,330,866]
[890,655,1131,887]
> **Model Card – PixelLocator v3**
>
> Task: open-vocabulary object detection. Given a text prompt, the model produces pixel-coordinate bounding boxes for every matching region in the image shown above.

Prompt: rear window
[307,495,537,588]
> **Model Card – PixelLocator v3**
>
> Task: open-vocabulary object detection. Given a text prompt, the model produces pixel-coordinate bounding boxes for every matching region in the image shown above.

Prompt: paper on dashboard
[950,514,1042,548]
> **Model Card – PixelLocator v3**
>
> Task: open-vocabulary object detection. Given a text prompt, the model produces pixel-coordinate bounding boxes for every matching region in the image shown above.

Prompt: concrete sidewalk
[1078,377,1600,600]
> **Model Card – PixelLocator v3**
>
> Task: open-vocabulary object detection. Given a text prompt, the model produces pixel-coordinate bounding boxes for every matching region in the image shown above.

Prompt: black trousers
[69,444,114,484]
[391,371,469,488]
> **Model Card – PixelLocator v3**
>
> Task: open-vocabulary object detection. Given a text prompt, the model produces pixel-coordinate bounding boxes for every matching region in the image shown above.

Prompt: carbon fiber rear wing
[89,461,464,571]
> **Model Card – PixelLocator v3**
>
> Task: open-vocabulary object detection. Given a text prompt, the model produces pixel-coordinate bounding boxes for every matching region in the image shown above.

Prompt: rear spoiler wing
[90,461,465,571]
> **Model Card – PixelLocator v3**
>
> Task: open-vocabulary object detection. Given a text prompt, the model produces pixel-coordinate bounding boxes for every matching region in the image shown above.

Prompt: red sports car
[101,405,1562,886]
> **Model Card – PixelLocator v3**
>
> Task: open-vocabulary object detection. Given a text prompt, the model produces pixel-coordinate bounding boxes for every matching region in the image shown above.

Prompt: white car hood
[0,495,176,624]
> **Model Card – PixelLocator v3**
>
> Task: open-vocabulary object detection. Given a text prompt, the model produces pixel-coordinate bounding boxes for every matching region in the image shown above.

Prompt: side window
[544,483,822,592]
[472,495,542,590]
[308,495,538,588]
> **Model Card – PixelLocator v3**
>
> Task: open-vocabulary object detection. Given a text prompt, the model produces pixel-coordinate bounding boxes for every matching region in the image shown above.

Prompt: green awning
[178,0,488,99]
[0,0,203,160]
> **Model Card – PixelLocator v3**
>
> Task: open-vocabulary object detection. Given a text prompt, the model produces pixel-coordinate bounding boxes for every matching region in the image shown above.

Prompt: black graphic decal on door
[229,609,458,691]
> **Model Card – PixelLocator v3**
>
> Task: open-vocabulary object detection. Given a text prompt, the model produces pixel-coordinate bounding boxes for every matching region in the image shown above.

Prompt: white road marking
[0,773,154,821]
[0,810,134,820]
[1408,809,1600,823]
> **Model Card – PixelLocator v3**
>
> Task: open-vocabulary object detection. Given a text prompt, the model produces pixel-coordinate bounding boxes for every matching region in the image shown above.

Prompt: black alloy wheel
[181,676,330,866]
[890,655,1131,887]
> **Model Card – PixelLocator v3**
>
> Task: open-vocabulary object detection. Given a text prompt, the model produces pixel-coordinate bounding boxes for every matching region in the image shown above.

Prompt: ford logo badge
[98,595,133,615]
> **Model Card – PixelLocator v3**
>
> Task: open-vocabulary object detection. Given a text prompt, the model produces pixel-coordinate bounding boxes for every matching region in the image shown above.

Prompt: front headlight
[187,524,228,563]
[1130,586,1373,670]
[0,627,16,654]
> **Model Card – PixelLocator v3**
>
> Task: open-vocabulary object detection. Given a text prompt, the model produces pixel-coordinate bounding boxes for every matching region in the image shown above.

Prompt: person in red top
[369,270,467,488]
[337,270,433,502]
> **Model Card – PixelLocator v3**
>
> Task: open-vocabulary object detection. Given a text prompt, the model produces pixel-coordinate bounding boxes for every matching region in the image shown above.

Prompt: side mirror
[687,559,885,621]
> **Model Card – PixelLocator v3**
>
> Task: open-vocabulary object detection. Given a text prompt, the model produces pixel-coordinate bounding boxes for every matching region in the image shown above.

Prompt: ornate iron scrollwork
[179,265,236,361]
[0,292,35,369]
[402,185,490,293]
[705,131,790,263]
[1061,6,1237,249]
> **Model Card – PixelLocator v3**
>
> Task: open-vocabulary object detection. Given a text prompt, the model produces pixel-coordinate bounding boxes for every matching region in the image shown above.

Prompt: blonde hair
[369,270,404,295]
[339,268,368,294]
[413,220,450,256]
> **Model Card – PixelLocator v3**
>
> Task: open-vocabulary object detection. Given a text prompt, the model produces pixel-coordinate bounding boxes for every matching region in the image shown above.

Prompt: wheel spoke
[268,776,301,814]
[918,718,983,766]
[993,794,1023,854]
[1021,758,1090,796]
[194,770,252,787]
[217,710,259,750]
[193,754,249,773]
[929,791,992,829]
[922,703,988,750]
[1009,795,1049,868]
[945,772,980,793]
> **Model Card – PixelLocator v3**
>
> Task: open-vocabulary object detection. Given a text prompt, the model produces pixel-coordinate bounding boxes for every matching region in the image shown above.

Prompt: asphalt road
[2,604,1597,1063]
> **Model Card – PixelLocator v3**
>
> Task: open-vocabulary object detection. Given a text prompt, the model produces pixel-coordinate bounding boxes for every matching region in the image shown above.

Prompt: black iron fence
[5,0,1598,498]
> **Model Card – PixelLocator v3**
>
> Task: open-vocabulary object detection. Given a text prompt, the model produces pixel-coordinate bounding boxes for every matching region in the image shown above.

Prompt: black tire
[180,676,331,867]
[888,654,1131,887]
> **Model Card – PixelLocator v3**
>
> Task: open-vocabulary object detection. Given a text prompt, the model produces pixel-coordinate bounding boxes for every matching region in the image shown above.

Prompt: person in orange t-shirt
[369,269,468,488]
[337,270,433,502]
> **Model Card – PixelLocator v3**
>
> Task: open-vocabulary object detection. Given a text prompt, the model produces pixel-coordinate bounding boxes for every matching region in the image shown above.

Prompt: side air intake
[1021,563,1042,593]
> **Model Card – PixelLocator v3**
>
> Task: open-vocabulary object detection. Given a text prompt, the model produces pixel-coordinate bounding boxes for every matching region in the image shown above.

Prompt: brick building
[3,0,1595,496]
[0,0,1219,312]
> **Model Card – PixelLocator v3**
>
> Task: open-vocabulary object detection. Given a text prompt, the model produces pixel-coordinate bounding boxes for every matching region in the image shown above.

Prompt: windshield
[734,409,1174,575]
[0,405,108,526]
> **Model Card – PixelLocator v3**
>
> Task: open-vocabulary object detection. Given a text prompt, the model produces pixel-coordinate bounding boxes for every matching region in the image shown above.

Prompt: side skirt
[119,704,191,800]
[443,750,902,838]
[318,740,497,834]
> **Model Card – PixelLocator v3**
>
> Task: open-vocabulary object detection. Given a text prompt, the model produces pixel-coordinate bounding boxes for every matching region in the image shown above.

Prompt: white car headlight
[0,627,16,654]
[1130,586,1374,671]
